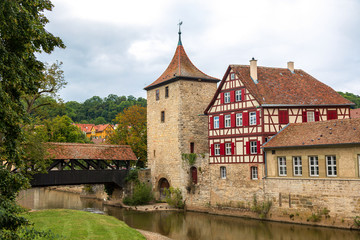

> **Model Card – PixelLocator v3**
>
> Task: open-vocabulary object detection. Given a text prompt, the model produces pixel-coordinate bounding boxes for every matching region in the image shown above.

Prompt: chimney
[250,57,258,82]
[287,61,294,73]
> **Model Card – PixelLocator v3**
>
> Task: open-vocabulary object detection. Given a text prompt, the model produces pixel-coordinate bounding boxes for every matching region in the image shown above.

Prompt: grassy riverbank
[23,209,145,240]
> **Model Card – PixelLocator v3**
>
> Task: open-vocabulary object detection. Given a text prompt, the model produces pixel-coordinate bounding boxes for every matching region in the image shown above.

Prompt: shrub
[123,182,153,206]
[125,169,139,183]
[84,184,94,194]
[354,216,360,227]
[251,195,272,219]
[164,187,185,209]
[307,212,321,222]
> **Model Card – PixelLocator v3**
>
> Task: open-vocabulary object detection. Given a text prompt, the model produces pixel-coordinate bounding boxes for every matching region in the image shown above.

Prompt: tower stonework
[145,32,219,200]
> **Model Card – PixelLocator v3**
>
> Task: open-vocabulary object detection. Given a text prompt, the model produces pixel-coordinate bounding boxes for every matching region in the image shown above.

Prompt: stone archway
[158,178,170,199]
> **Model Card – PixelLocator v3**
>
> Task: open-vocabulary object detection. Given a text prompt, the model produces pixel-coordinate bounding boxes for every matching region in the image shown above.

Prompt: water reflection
[18,188,360,240]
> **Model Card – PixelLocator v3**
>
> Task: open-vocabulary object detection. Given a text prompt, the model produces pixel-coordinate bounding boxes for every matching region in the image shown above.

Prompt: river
[18,188,360,240]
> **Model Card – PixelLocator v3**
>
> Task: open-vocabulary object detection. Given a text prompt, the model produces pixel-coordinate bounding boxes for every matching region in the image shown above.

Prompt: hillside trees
[338,92,360,109]
[109,105,147,167]
[0,0,65,238]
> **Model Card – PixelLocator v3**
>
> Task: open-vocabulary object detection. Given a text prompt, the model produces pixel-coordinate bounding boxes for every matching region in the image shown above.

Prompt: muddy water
[18,188,360,240]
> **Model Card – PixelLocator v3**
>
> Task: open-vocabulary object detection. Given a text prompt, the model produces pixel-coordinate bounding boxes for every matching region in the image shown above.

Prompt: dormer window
[230,73,235,80]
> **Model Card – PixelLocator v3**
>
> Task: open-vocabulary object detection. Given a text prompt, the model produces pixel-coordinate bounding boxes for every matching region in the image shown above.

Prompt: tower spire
[178,21,183,46]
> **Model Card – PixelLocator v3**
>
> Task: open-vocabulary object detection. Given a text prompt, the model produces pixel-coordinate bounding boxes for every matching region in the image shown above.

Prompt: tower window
[190,142,194,153]
[156,89,160,101]
[165,86,169,98]
[161,111,165,122]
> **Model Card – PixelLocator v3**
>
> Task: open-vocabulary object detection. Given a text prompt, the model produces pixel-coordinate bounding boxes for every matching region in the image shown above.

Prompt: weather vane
[178,20,183,45]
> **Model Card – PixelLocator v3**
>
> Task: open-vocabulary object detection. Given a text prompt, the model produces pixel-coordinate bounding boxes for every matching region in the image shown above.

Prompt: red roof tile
[233,65,353,106]
[46,143,137,161]
[144,42,219,90]
[74,124,95,133]
[94,124,113,132]
[263,118,360,149]
[350,109,360,118]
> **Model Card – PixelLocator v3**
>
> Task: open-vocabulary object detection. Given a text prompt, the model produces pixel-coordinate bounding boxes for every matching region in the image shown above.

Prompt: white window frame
[251,166,258,180]
[235,90,242,102]
[250,141,257,154]
[236,113,243,126]
[224,115,231,128]
[326,155,337,177]
[225,143,232,155]
[224,92,230,103]
[230,73,235,80]
[293,156,302,176]
[307,111,315,122]
[214,144,220,156]
[309,156,319,176]
[220,166,226,179]
[249,112,257,125]
[278,157,287,176]
[214,116,219,129]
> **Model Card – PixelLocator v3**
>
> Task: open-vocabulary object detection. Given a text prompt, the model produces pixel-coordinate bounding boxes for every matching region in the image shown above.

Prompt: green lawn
[23,209,146,240]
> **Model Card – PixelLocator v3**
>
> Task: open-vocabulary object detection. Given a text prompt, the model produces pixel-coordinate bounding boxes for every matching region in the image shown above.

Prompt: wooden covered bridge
[30,143,137,187]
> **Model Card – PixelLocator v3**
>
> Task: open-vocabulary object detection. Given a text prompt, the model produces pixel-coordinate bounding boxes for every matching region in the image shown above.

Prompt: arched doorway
[158,178,170,199]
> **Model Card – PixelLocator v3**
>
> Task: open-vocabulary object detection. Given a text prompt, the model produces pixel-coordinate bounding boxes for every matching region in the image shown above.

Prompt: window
[278,157,287,176]
[327,110,337,120]
[214,116,219,129]
[293,156,302,176]
[307,111,315,122]
[214,144,220,156]
[165,86,169,98]
[250,141,257,154]
[236,113,243,126]
[224,92,230,103]
[153,150,156,157]
[191,167,197,184]
[230,73,235,80]
[190,142,194,153]
[225,115,231,128]
[235,90,242,102]
[161,111,165,122]
[250,112,257,125]
[309,156,319,176]
[156,89,160,101]
[225,143,232,155]
[220,166,226,179]
[251,166,258,180]
[279,110,289,124]
[264,137,268,143]
[326,156,337,177]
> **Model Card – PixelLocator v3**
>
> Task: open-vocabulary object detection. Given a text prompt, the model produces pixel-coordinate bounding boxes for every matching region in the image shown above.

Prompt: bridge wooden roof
[47,143,137,161]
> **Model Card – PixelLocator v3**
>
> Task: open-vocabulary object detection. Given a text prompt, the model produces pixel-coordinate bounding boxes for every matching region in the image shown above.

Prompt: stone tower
[144,27,219,199]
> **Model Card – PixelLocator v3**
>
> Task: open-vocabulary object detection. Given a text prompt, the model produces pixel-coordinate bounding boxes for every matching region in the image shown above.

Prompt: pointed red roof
[144,41,219,90]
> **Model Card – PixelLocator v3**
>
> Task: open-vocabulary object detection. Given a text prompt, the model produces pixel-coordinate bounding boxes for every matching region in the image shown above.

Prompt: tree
[23,61,67,114]
[338,91,360,109]
[0,0,65,238]
[109,105,147,167]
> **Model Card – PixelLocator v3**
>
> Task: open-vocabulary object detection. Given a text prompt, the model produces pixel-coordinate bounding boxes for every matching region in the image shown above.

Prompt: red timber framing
[204,65,352,165]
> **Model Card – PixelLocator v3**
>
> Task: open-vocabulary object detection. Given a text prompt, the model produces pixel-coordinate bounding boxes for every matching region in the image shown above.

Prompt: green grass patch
[23,209,146,240]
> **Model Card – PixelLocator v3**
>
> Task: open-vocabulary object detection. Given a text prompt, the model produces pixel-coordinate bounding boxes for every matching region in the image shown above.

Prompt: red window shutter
[241,89,245,101]
[246,142,250,155]
[211,144,214,156]
[209,117,214,130]
[257,141,261,154]
[219,115,224,129]
[279,110,289,124]
[327,110,338,120]
[256,110,260,125]
[315,111,320,121]
[220,143,225,155]
[220,93,224,104]
[243,112,249,126]
[231,114,236,128]
[230,91,235,102]
[302,111,307,122]
[231,142,235,155]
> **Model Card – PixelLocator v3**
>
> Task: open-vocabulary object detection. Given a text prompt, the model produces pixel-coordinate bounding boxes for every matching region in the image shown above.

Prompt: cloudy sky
[38,0,360,102]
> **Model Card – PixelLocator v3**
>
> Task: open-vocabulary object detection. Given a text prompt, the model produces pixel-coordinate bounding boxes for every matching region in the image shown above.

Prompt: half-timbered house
[204,59,354,204]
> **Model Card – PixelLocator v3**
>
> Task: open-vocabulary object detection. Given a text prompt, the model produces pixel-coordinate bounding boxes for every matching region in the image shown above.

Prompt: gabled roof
[205,64,353,114]
[263,118,360,149]
[46,142,137,160]
[350,108,360,118]
[144,38,219,90]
